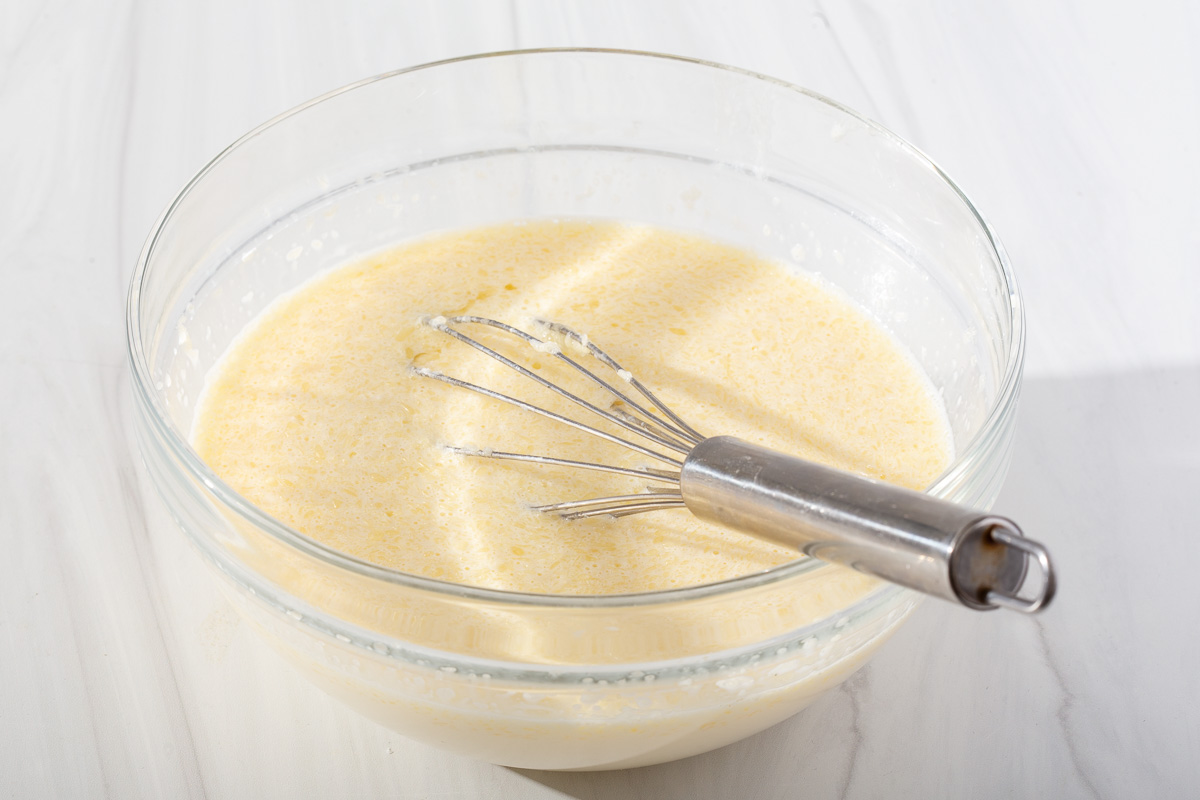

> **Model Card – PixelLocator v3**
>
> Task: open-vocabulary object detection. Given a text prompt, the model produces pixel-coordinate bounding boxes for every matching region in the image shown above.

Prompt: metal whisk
[412,315,1056,613]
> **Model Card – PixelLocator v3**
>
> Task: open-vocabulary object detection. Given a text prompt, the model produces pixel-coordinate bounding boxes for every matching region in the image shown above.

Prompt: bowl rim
[126,47,1024,614]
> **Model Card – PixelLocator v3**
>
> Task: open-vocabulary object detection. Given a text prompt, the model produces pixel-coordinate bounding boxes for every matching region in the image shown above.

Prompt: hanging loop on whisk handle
[679,436,1056,612]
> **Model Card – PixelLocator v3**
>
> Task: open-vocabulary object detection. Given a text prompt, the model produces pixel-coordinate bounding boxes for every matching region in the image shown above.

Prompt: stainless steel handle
[679,436,1055,612]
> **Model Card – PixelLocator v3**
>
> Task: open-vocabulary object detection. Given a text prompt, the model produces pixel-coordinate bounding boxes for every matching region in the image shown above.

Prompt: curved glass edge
[125,48,1023,621]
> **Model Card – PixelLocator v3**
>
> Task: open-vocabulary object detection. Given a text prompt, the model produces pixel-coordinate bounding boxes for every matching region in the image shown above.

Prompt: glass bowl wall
[128,50,1022,770]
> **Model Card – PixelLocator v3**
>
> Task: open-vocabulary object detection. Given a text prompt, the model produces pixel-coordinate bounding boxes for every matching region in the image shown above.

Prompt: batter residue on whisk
[193,220,952,594]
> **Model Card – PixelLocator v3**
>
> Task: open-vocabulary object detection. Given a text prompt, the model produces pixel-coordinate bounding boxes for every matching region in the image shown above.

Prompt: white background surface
[2,1,1197,797]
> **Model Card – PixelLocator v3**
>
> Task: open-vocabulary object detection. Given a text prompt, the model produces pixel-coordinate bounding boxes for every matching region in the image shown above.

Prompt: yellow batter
[194,220,951,595]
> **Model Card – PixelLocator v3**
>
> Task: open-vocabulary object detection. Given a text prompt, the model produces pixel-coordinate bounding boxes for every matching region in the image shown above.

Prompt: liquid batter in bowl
[193,219,952,599]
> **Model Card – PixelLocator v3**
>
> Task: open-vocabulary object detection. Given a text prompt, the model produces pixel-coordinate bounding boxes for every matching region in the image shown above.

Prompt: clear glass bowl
[126,49,1023,771]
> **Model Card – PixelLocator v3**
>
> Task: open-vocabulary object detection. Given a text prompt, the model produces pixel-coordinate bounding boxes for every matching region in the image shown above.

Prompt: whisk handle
[679,436,1055,612]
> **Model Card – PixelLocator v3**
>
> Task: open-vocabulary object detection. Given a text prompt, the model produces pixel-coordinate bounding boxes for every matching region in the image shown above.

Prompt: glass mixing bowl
[126,49,1023,770]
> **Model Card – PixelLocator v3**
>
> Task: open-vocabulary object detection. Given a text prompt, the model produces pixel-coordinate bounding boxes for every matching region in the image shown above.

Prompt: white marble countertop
[3,1,1197,797]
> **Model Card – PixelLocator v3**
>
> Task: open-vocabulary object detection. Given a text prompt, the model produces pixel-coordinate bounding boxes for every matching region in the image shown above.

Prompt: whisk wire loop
[410,364,684,469]
[413,315,703,516]
[443,447,681,484]
[539,320,705,444]
[448,316,701,445]
[534,493,685,514]
[427,316,695,455]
